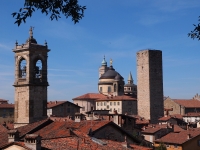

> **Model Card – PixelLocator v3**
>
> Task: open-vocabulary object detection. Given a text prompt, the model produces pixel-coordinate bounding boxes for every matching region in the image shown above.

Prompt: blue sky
[0,0,200,103]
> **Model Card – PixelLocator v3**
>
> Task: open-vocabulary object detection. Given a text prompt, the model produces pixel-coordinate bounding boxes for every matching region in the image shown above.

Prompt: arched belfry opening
[34,59,42,79]
[19,58,27,78]
[13,27,50,128]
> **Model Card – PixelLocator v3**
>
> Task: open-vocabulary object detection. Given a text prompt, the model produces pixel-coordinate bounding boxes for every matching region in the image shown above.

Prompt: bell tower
[13,27,50,128]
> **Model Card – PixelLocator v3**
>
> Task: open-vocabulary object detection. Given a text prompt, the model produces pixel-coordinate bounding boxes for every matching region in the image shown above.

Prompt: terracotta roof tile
[0,124,8,147]
[73,93,107,100]
[33,122,76,139]
[16,118,53,138]
[173,99,200,108]
[47,100,81,108]
[0,104,14,108]
[183,112,200,117]
[155,130,200,144]
[97,95,137,101]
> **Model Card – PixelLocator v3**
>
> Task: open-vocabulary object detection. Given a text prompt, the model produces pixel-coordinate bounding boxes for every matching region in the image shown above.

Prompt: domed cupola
[98,59,124,96]
[100,60,123,80]
[115,73,121,81]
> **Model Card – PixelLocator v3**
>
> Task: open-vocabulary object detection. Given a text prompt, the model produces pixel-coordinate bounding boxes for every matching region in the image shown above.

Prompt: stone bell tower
[13,27,50,128]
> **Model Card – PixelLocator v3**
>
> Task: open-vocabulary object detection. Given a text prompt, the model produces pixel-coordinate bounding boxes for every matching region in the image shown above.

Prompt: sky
[0,0,200,103]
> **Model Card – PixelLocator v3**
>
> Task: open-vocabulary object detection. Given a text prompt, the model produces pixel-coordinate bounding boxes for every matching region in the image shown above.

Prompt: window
[101,102,103,106]
[174,145,178,148]
[104,102,106,106]
[114,102,116,106]
[107,105,109,109]
[108,86,111,93]
[110,102,112,106]
[110,108,112,112]
[97,102,99,106]
[100,87,102,92]
[114,84,117,92]
[117,102,120,105]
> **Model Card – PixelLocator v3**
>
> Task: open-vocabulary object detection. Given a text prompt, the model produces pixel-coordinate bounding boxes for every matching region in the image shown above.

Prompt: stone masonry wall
[137,50,164,124]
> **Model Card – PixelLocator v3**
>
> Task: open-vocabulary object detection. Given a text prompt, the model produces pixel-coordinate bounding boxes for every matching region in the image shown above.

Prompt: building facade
[47,100,81,119]
[137,50,164,123]
[13,27,49,128]
[96,95,137,114]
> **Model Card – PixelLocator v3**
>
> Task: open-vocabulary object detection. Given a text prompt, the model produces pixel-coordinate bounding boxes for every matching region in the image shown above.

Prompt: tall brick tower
[13,27,49,128]
[137,50,163,124]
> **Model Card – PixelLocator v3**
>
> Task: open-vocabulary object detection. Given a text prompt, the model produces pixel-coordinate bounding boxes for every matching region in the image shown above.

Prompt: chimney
[122,136,129,148]
[187,134,191,139]
[8,130,19,142]
[55,101,57,104]
[24,134,41,150]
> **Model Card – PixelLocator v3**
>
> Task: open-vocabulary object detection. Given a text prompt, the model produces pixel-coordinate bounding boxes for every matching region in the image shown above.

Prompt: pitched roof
[47,100,81,108]
[16,118,53,138]
[33,122,74,139]
[183,112,200,117]
[142,124,174,134]
[97,95,137,101]
[0,142,32,150]
[155,130,200,145]
[173,99,200,108]
[73,93,106,100]
[0,104,14,108]
[0,124,8,147]
[158,114,183,121]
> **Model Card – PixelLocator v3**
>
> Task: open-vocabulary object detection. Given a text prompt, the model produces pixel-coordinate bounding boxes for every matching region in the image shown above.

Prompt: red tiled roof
[158,116,171,121]
[183,112,200,117]
[155,130,200,144]
[73,93,106,100]
[0,124,8,147]
[173,124,184,133]
[78,120,111,134]
[33,122,75,139]
[173,99,200,108]
[142,124,173,134]
[47,101,66,108]
[16,118,53,138]
[41,136,149,150]
[0,104,14,108]
[0,99,8,102]
[97,95,137,101]
[47,100,81,108]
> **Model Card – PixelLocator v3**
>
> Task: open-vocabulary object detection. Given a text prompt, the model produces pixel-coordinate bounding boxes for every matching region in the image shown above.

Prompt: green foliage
[188,16,200,40]
[12,0,86,26]
[154,143,167,150]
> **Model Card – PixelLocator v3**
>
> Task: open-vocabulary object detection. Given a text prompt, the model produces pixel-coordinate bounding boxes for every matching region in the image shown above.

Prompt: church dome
[100,66,123,80]
[26,37,37,44]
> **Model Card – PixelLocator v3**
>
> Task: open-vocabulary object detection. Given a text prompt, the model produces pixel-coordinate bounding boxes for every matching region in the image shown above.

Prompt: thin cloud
[0,43,11,50]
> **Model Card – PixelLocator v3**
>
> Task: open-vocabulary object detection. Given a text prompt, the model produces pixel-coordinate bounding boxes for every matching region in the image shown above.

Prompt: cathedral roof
[99,66,123,80]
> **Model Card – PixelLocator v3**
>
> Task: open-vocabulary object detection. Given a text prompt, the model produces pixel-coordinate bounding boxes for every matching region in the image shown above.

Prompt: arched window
[108,86,111,93]
[19,58,27,78]
[34,59,42,78]
[114,84,117,92]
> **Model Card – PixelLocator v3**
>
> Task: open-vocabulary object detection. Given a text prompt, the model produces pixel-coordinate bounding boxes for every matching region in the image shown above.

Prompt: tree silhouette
[12,0,86,26]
